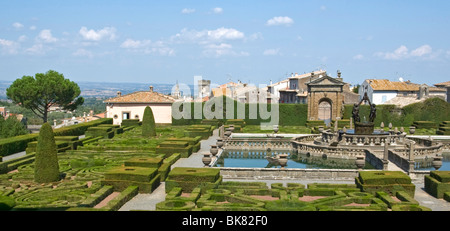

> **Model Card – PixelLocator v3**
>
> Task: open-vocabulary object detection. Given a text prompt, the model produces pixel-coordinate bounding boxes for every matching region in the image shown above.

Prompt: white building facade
[104,87,175,125]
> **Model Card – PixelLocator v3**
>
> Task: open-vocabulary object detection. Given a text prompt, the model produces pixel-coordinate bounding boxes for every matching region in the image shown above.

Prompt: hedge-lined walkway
[119,128,221,210]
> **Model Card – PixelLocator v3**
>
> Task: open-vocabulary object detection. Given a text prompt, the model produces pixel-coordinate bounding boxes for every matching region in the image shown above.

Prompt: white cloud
[375,44,434,60]
[37,29,58,43]
[410,44,432,57]
[29,26,37,30]
[0,39,19,54]
[172,27,245,43]
[212,7,223,14]
[120,39,151,49]
[207,27,244,40]
[181,8,195,14]
[266,16,294,26]
[263,48,280,56]
[12,22,24,29]
[25,43,45,55]
[170,27,248,57]
[79,26,117,41]
[203,43,249,57]
[121,38,174,56]
[73,48,94,58]
[353,54,364,60]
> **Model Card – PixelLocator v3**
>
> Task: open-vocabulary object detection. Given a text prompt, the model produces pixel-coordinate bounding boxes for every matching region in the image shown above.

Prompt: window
[122,112,130,120]
[113,114,118,119]
[381,95,387,103]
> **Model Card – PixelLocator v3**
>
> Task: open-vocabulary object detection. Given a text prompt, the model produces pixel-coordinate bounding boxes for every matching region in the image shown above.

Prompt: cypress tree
[34,122,60,183]
[142,106,156,137]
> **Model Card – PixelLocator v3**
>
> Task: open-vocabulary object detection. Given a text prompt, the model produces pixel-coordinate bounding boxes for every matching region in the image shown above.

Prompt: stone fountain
[292,92,444,172]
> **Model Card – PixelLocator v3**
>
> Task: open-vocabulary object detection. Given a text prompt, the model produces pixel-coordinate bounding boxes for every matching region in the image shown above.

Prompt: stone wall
[218,167,360,181]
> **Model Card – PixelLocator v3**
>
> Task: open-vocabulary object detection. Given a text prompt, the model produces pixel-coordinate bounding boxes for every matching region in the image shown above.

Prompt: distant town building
[434,81,450,103]
[0,106,24,122]
[306,74,346,124]
[0,107,5,117]
[104,86,175,125]
[359,79,447,106]
[211,81,266,103]
[269,70,359,105]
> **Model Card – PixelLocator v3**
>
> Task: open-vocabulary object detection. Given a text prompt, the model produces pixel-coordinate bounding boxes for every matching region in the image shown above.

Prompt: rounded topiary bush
[34,122,60,183]
[142,106,156,137]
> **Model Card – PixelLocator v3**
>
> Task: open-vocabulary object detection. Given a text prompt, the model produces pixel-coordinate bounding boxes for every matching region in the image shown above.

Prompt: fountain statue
[353,92,375,134]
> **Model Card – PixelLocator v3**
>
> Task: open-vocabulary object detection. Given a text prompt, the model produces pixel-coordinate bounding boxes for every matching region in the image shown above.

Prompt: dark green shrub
[356,171,415,197]
[424,171,450,198]
[102,186,139,211]
[34,123,60,183]
[165,167,221,193]
[142,106,156,137]
[357,171,411,185]
[0,196,15,211]
[265,200,315,211]
[102,166,160,193]
[121,119,140,127]
[124,157,163,168]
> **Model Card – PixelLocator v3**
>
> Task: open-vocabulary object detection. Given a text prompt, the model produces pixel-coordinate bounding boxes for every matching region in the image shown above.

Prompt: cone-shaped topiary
[142,106,156,137]
[34,122,60,183]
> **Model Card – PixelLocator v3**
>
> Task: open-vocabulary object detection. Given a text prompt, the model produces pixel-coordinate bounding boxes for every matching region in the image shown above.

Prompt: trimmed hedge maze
[155,168,431,211]
[0,123,207,211]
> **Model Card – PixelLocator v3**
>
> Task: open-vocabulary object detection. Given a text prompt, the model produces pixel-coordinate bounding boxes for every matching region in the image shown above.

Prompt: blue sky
[1,0,449,87]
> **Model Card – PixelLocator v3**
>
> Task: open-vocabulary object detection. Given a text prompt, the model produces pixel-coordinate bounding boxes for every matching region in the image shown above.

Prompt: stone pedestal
[354,122,374,135]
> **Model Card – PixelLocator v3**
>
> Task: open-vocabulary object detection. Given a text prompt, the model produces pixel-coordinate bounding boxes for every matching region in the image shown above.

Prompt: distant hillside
[0,81,194,99]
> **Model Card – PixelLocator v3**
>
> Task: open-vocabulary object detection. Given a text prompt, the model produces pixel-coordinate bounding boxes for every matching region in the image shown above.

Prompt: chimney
[149,86,154,92]
[117,91,121,97]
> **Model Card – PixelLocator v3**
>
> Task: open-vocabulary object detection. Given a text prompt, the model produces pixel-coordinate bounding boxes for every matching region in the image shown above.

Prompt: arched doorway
[318,100,332,125]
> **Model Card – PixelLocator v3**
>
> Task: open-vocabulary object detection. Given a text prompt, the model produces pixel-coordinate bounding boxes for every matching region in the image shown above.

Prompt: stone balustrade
[223,137,292,150]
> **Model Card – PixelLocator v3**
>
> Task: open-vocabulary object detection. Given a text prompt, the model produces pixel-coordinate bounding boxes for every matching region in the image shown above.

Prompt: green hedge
[0,195,16,211]
[165,167,221,193]
[101,186,139,211]
[124,157,163,168]
[0,118,112,157]
[173,97,449,128]
[121,119,140,127]
[156,142,193,158]
[356,171,415,197]
[425,171,450,198]
[172,97,308,126]
[412,121,438,129]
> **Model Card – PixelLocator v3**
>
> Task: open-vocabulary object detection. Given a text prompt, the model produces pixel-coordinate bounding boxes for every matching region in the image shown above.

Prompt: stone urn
[224,129,232,138]
[409,126,416,135]
[432,156,443,170]
[318,126,324,133]
[216,138,224,148]
[273,125,279,134]
[355,156,365,169]
[229,125,235,132]
[202,153,212,167]
[278,154,289,169]
[210,145,218,156]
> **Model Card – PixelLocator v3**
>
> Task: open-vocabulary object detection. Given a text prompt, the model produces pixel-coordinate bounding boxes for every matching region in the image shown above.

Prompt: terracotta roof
[367,79,445,92]
[104,91,175,104]
[435,81,450,87]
